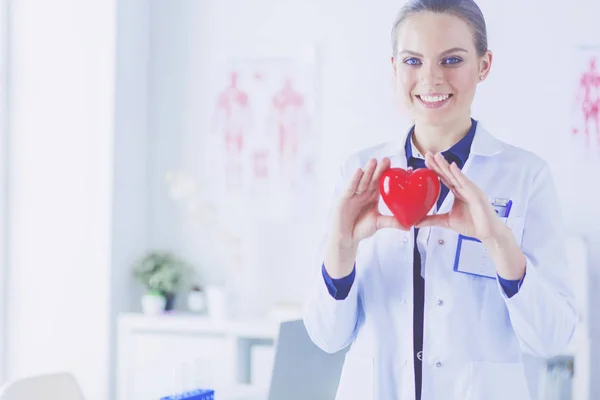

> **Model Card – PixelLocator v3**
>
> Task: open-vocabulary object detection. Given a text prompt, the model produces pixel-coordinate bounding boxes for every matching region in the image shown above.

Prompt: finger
[424,152,437,171]
[448,162,479,201]
[449,162,472,189]
[369,157,391,191]
[447,162,471,199]
[356,158,377,194]
[426,154,467,201]
[432,153,461,191]
[415,213,450,229]
[424,152,444,177]
[342,168,364,199]
[424,153,454,189]
[376,215,408,231]
[434,153,461,190]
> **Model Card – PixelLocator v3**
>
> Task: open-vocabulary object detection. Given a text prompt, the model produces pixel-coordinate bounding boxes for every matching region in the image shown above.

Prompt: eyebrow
[398,47,469,57]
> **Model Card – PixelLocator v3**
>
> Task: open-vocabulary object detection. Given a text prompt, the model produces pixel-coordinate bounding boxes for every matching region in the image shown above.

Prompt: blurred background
[0,0,599,399]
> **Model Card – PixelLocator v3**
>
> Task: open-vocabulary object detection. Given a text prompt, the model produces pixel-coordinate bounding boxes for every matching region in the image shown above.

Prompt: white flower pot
[141,293,166,315]
[187,291,206,313]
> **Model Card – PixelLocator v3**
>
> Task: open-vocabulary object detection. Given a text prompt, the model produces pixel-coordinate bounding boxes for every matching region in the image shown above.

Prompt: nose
[419,63,444,86]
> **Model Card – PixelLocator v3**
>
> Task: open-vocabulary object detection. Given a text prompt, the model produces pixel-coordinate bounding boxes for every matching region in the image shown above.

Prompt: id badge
[453,198,513,279]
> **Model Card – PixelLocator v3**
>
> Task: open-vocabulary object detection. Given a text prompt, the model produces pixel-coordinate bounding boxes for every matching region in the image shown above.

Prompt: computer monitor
[266,320,348,400]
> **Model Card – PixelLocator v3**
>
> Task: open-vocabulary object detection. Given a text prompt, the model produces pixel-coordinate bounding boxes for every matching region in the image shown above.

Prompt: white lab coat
[303,124,578,400]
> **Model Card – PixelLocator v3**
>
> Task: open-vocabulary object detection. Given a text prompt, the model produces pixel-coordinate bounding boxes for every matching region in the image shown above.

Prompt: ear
[391,56,398,78]
[478,50,493,81]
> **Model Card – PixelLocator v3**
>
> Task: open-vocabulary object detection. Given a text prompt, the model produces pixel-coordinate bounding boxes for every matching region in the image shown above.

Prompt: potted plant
[140,289,166,315]
[132,250,191,313]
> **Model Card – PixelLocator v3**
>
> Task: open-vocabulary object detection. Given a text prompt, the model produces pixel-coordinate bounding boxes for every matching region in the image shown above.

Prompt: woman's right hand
[324,157,405,278]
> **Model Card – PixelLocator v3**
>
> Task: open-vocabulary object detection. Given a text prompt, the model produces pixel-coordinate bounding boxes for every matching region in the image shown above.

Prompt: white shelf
[118,312,285,340]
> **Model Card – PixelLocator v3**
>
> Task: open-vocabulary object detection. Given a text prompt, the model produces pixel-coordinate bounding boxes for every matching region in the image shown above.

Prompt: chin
[413,111,454,127]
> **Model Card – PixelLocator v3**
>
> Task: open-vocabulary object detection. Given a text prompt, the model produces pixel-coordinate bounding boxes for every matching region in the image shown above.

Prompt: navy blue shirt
[321,119,523,399]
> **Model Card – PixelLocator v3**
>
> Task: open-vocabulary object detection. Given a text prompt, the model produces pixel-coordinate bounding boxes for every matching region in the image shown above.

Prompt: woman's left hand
[416,152,504,243]
[417,152,526,280]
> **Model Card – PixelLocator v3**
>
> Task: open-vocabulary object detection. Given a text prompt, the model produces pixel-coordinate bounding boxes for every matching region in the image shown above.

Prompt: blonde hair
[391,0,488,57]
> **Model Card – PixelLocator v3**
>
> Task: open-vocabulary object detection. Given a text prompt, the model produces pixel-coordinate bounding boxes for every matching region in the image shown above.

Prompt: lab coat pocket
[335,345,375,400]
[454,216,526,280]
[470,361,531,400]
[454,235,497,279]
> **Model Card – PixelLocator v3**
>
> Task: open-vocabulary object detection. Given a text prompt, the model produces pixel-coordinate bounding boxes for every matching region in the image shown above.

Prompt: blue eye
[442,56,462,65]
[403,57,422,66]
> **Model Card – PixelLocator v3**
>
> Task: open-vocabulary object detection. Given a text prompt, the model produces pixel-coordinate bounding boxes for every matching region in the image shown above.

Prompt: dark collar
[405,118,477,168]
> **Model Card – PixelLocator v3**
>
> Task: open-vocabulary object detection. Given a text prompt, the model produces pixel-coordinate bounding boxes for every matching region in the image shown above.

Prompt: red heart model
[379,168,441,229]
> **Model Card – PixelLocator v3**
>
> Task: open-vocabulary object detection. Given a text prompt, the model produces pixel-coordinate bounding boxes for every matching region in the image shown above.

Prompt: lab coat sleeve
[303,158,363,354]
[322,263,356,300]
[500,161,578,358]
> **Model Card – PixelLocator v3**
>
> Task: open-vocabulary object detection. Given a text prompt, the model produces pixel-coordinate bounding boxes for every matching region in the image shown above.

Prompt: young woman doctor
[303,0,578,399]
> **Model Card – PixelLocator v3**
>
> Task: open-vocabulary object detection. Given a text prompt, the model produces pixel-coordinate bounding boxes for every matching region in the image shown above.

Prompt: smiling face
[391,11,492,127]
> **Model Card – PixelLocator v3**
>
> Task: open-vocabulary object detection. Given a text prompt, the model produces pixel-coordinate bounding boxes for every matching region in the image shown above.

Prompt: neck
[412,116,473,155]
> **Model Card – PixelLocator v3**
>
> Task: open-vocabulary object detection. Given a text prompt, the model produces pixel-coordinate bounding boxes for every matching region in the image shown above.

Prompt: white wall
[141,0,407,310]
[7,1,116,400]
[140,0,600,397]
[111,0,151,397]
[0,0,8,383]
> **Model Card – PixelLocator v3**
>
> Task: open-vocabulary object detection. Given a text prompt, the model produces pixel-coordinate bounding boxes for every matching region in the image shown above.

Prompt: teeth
[420,94,450,103]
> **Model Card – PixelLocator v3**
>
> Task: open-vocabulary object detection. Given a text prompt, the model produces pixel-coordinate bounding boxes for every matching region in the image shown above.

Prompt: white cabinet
[128,332,235,399]
[117,313,280,400]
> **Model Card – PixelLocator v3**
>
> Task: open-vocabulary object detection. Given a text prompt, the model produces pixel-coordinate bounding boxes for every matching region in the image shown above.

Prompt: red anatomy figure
[211,72,252,190]
[268,78,311,184]
[574,57,600,146]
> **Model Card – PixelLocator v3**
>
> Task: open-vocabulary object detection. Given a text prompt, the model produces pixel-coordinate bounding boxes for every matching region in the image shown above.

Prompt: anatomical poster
[571,45,600,155]
[205,47,321,220]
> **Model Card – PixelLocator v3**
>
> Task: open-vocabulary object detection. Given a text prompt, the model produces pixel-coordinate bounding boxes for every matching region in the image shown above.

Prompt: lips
[415,93,453,108]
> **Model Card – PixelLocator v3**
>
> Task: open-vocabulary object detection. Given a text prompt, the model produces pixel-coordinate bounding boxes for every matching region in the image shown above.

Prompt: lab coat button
[436,361,442,368]
[403,237,409,243]
[437,299,444,306]
[438,239,445,245]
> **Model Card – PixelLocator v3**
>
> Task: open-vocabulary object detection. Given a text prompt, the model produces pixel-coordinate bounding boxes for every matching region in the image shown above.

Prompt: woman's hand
[417,152,526,280]
[331,157,405,247]
[324,157,405,278]
[416,152,504,241]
